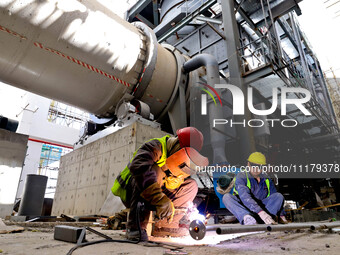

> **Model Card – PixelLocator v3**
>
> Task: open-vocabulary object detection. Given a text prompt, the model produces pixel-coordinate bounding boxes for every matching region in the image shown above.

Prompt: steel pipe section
[190,221,340,240]
[0,0,178,118]
[216,222,340,235]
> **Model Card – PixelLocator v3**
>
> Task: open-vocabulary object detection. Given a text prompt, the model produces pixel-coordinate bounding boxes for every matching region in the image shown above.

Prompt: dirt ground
[0,223,340,255]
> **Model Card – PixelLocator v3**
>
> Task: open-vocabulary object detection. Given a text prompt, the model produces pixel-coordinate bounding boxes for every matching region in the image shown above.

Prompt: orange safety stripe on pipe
[0,23,164,103]
[33,42,131,88]
[0,25,27,40]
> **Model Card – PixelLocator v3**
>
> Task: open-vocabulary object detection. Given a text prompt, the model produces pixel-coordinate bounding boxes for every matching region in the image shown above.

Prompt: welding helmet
[166,147,208,177]
[176,127,203,152]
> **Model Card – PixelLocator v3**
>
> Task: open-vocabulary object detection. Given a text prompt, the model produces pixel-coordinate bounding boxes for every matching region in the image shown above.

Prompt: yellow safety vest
[111,135,170,202]
[233,171,271,198]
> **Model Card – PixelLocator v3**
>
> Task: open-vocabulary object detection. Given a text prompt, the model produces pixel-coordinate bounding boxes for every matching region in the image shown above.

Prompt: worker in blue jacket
[223,152,288,225]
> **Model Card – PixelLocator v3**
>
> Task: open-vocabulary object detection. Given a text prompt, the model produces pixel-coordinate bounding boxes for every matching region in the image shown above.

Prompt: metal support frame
[314,57,338,128]
[196,16,222,25]
[271,0,303,19]
[243,63,274,84]
[235,1,263,39]
[126,0,152,22]
[221,0,256,161]
[254,0,302,29]
[234,0,337,137]
[133,0,337,142]
[289,13,315,97]
[277,18,299,52]
[152,0,159,25]
[135,14,155,28]
[157,0,217,43]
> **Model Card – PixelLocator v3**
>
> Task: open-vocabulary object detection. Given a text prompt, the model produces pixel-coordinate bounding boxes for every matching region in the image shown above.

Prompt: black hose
[66,238,138,255]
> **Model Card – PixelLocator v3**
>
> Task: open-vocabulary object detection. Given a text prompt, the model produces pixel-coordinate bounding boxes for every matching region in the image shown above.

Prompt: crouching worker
[223,152,288,225]
[111,127,208,241]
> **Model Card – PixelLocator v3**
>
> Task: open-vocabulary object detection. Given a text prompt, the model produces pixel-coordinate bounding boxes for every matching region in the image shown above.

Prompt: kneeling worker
[111,127,208,241]
[223,152,288,225]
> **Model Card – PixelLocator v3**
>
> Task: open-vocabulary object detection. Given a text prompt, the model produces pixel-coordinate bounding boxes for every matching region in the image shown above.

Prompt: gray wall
[52,122,168,216]
[0,129,28,218]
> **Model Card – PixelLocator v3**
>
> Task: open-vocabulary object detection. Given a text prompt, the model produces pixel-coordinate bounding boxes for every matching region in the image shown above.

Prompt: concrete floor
[0,224,340,255]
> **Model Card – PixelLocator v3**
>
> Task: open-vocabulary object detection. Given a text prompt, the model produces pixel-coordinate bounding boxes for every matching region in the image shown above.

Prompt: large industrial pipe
[0,0,179,118]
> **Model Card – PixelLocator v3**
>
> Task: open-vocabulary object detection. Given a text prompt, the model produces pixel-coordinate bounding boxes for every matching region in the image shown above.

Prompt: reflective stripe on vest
[116,175,126,189]
[111,135,170,202]
[233,171,271,198]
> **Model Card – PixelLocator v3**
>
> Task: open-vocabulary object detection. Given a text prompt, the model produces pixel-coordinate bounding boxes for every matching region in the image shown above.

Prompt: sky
[297,0,340,77]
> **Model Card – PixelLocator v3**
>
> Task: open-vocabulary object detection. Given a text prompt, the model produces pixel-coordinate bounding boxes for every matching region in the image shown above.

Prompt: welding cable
[66,202,144,255]
[65,238,138,255]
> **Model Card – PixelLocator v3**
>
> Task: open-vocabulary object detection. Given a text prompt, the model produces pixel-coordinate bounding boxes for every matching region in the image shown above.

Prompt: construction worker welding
[223,152,288,225]
[111,127,208,241]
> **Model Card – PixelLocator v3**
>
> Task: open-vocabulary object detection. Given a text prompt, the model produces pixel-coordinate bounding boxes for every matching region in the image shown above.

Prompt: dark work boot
[126,228,148,241]
[126,202,150,242]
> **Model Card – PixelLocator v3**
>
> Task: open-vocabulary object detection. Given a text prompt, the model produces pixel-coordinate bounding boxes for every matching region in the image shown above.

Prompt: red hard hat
[176,127,203,152]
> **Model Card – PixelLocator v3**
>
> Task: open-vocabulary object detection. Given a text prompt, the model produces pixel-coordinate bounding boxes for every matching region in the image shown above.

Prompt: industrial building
[1,0,340,254]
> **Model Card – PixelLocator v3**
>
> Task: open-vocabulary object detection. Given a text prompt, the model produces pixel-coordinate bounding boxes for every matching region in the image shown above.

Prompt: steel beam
[301,133,340,145]
[234,1,263,38]
[243,63,274,85]
[221,0,256,162]
[126,0,152,22]
[136,13,155,28]
[196,16,223,25]
[277,19,299,52]
[152,0,159,25]
[255,0,303,29]
[271,0,303,19]
[289,13,316,97]
[157,0,217,43]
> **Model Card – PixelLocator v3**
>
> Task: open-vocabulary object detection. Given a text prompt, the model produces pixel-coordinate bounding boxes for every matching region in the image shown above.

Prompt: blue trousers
[223,193,285,224]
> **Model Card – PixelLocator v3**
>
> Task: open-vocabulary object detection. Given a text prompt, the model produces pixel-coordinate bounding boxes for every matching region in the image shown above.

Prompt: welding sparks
[189,213,206,223]
[149,231,262,246]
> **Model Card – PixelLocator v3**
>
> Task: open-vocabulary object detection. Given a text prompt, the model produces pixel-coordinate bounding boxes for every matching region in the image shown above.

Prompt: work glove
[164,174,184,190]
[140,182,175,223]
[258,210,277,225]
[278,215,289,224]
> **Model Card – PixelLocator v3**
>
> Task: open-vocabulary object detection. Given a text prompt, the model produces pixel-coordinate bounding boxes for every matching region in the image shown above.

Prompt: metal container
[18,174,48,216]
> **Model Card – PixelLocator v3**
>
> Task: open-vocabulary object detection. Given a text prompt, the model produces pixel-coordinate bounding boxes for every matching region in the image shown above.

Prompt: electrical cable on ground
[66,202,144,255]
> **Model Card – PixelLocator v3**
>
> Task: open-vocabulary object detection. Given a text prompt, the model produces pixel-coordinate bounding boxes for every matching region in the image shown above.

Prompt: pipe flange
[131,22,159,99]
[189,219,206,240]
[157,44,188,119]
